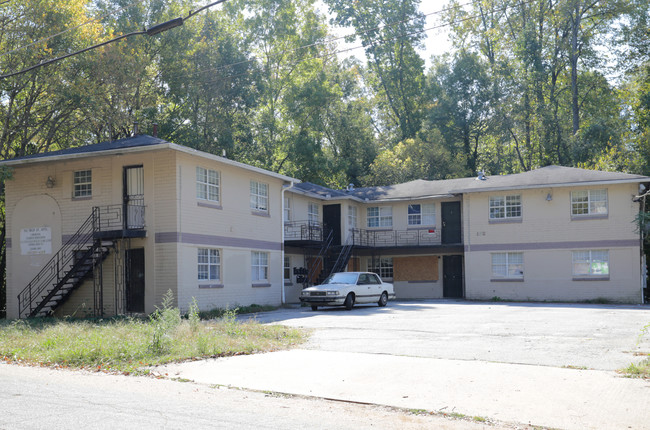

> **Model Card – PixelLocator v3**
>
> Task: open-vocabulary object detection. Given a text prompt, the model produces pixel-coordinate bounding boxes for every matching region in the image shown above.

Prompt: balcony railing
[284,220,324,242]
[349,228,440,247]
[96,203,146,231]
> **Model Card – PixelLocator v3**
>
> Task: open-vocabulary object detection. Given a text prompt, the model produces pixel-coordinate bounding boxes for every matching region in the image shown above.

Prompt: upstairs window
[284,196,292,222]
[196,167,220,202]
[348,206,358,229]
[408,203,435,225]
[73,170,92,198]
[571,189,607,216]
[250,181,268,212]
[308,202,319,224]
[489,195,521,219]
[367,206,392,228]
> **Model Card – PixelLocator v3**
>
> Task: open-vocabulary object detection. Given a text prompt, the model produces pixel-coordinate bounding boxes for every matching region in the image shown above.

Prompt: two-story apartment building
[2,135,297,319]
[2,134,648,319]
[284,166,648,304]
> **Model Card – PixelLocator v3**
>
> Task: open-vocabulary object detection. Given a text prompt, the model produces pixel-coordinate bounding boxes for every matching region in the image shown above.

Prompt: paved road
[0,362,509,430]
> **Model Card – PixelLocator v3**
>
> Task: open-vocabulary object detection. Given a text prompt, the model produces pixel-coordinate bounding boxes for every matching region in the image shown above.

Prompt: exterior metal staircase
[304,228,333,287]
[17,208,110,318]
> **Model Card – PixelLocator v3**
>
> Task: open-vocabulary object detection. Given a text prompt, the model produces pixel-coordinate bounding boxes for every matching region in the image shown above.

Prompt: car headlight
[327,290,339,296]
[301,291,310,297]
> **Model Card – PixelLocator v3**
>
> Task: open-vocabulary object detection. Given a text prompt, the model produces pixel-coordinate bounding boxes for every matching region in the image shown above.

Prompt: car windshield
[322,273,358,285]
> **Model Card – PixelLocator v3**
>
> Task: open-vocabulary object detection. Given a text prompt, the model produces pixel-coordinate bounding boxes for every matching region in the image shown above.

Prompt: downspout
[281,182,295,305]
[641,192,647,304]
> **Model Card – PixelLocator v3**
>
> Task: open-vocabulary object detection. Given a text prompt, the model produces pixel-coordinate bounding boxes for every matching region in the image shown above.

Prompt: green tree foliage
[324,0,426,142]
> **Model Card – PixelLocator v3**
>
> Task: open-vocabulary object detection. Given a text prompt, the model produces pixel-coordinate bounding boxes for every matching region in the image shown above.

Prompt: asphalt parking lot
[249,300,650,370]
[159,301,650,429]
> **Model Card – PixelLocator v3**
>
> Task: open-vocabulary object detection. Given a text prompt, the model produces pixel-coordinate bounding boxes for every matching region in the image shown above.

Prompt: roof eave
[452,178,650,194]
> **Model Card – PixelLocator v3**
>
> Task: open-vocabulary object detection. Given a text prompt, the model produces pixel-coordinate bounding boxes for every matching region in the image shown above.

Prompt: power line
[0,0,228,79]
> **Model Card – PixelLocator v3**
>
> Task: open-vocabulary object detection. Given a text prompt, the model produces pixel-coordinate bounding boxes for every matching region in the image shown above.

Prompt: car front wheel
[344,293,355,310]
[378,291,388,307]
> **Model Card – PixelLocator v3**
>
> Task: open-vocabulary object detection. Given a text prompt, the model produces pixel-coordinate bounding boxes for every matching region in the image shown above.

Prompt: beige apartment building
[2,135,648,319]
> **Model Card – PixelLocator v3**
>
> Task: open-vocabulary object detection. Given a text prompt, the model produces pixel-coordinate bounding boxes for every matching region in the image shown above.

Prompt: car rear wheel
[378,291,388,307]
[311,305,318,311]
[344,293,355,310]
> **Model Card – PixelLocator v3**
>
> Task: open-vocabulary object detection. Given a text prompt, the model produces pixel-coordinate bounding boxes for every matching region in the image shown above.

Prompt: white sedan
[299,272,396,311]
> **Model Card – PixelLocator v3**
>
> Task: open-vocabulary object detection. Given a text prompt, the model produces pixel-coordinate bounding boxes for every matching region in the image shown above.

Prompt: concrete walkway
[156,349,650,430]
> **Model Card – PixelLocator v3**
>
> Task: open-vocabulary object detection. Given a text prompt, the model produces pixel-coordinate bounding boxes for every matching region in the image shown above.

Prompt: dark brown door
[443,255,464,298]
[126,248,145,312]
[441,201,461,244]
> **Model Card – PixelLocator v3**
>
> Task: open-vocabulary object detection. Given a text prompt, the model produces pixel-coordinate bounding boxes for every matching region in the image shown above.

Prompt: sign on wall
[20,227,52,255]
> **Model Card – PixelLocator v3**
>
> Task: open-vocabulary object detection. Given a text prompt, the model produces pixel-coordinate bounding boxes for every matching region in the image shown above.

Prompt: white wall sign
[20,227,52,255]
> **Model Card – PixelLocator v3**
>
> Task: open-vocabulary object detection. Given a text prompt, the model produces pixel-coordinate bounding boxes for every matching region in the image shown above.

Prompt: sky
[316,0,454,69]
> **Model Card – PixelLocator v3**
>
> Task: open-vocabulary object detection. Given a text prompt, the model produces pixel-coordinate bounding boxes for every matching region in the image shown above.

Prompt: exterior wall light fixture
[46,176,55,188]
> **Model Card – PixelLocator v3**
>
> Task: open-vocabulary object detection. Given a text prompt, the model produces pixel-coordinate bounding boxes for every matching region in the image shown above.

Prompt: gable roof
[0,134,299,183]
[290,166,649,203]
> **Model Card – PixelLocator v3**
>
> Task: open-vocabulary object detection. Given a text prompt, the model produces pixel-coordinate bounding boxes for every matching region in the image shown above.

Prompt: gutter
[281,181,296,304]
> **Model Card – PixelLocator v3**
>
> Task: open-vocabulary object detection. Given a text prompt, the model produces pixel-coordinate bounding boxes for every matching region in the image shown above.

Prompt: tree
[324,0,426,142]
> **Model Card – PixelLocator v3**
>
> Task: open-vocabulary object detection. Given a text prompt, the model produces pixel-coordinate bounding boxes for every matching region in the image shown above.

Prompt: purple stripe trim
[62,234,93,245]
[155,232,281,250]
[465,239,639,252]
[6,238,11,248]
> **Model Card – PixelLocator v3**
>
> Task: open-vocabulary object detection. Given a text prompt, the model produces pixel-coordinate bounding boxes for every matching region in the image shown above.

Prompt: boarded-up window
[393,256,439,282]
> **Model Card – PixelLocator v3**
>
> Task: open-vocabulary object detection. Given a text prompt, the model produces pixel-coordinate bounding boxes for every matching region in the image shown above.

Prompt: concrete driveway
[158,301,650,430]
[247,300,650,370]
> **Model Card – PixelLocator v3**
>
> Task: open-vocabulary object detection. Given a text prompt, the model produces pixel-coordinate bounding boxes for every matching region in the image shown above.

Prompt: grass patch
[197,304,277,320]
[0,299,305,374]
[621,359,650,378]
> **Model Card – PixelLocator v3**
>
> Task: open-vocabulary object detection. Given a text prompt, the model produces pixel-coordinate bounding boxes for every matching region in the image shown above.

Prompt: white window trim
[252,251,269,282]
[491,252,524,280]
[73,169,92,198]
[308,202,319,224]
[198,248,222,282]
[367,206,393,228]
[571,189,608,217]
[284,255,292,282]
[368,257,393,280]
[250,181,269,212]
[572,249,610,278]
[348,206,358,229]
[489,195,522,220]
[407,203,436,226]
[284,196,292,223]
[196,167,220,203]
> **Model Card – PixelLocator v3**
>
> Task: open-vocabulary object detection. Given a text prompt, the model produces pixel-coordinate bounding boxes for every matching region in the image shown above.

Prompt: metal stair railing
[305,228,334,287]
[329,241,354,276]
[17,208,99,318]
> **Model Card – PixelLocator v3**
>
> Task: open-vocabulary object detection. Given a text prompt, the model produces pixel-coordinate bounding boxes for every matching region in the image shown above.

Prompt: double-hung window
[368,257,393,279]
[572,250,609,277]
[251,251,269,282]
[489,195,521,220]
[571,189,607,216]
[348,206,358,229]
[73,170,92,198]
[367,206,392,228]
[284,196,292,222]
[196,167,220,202]
[308,202,319,224]
[408,203,435,226]
[284,255,291,282]
[250,181,268,212]
[491,252,524,279]
[198,248,221,281]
